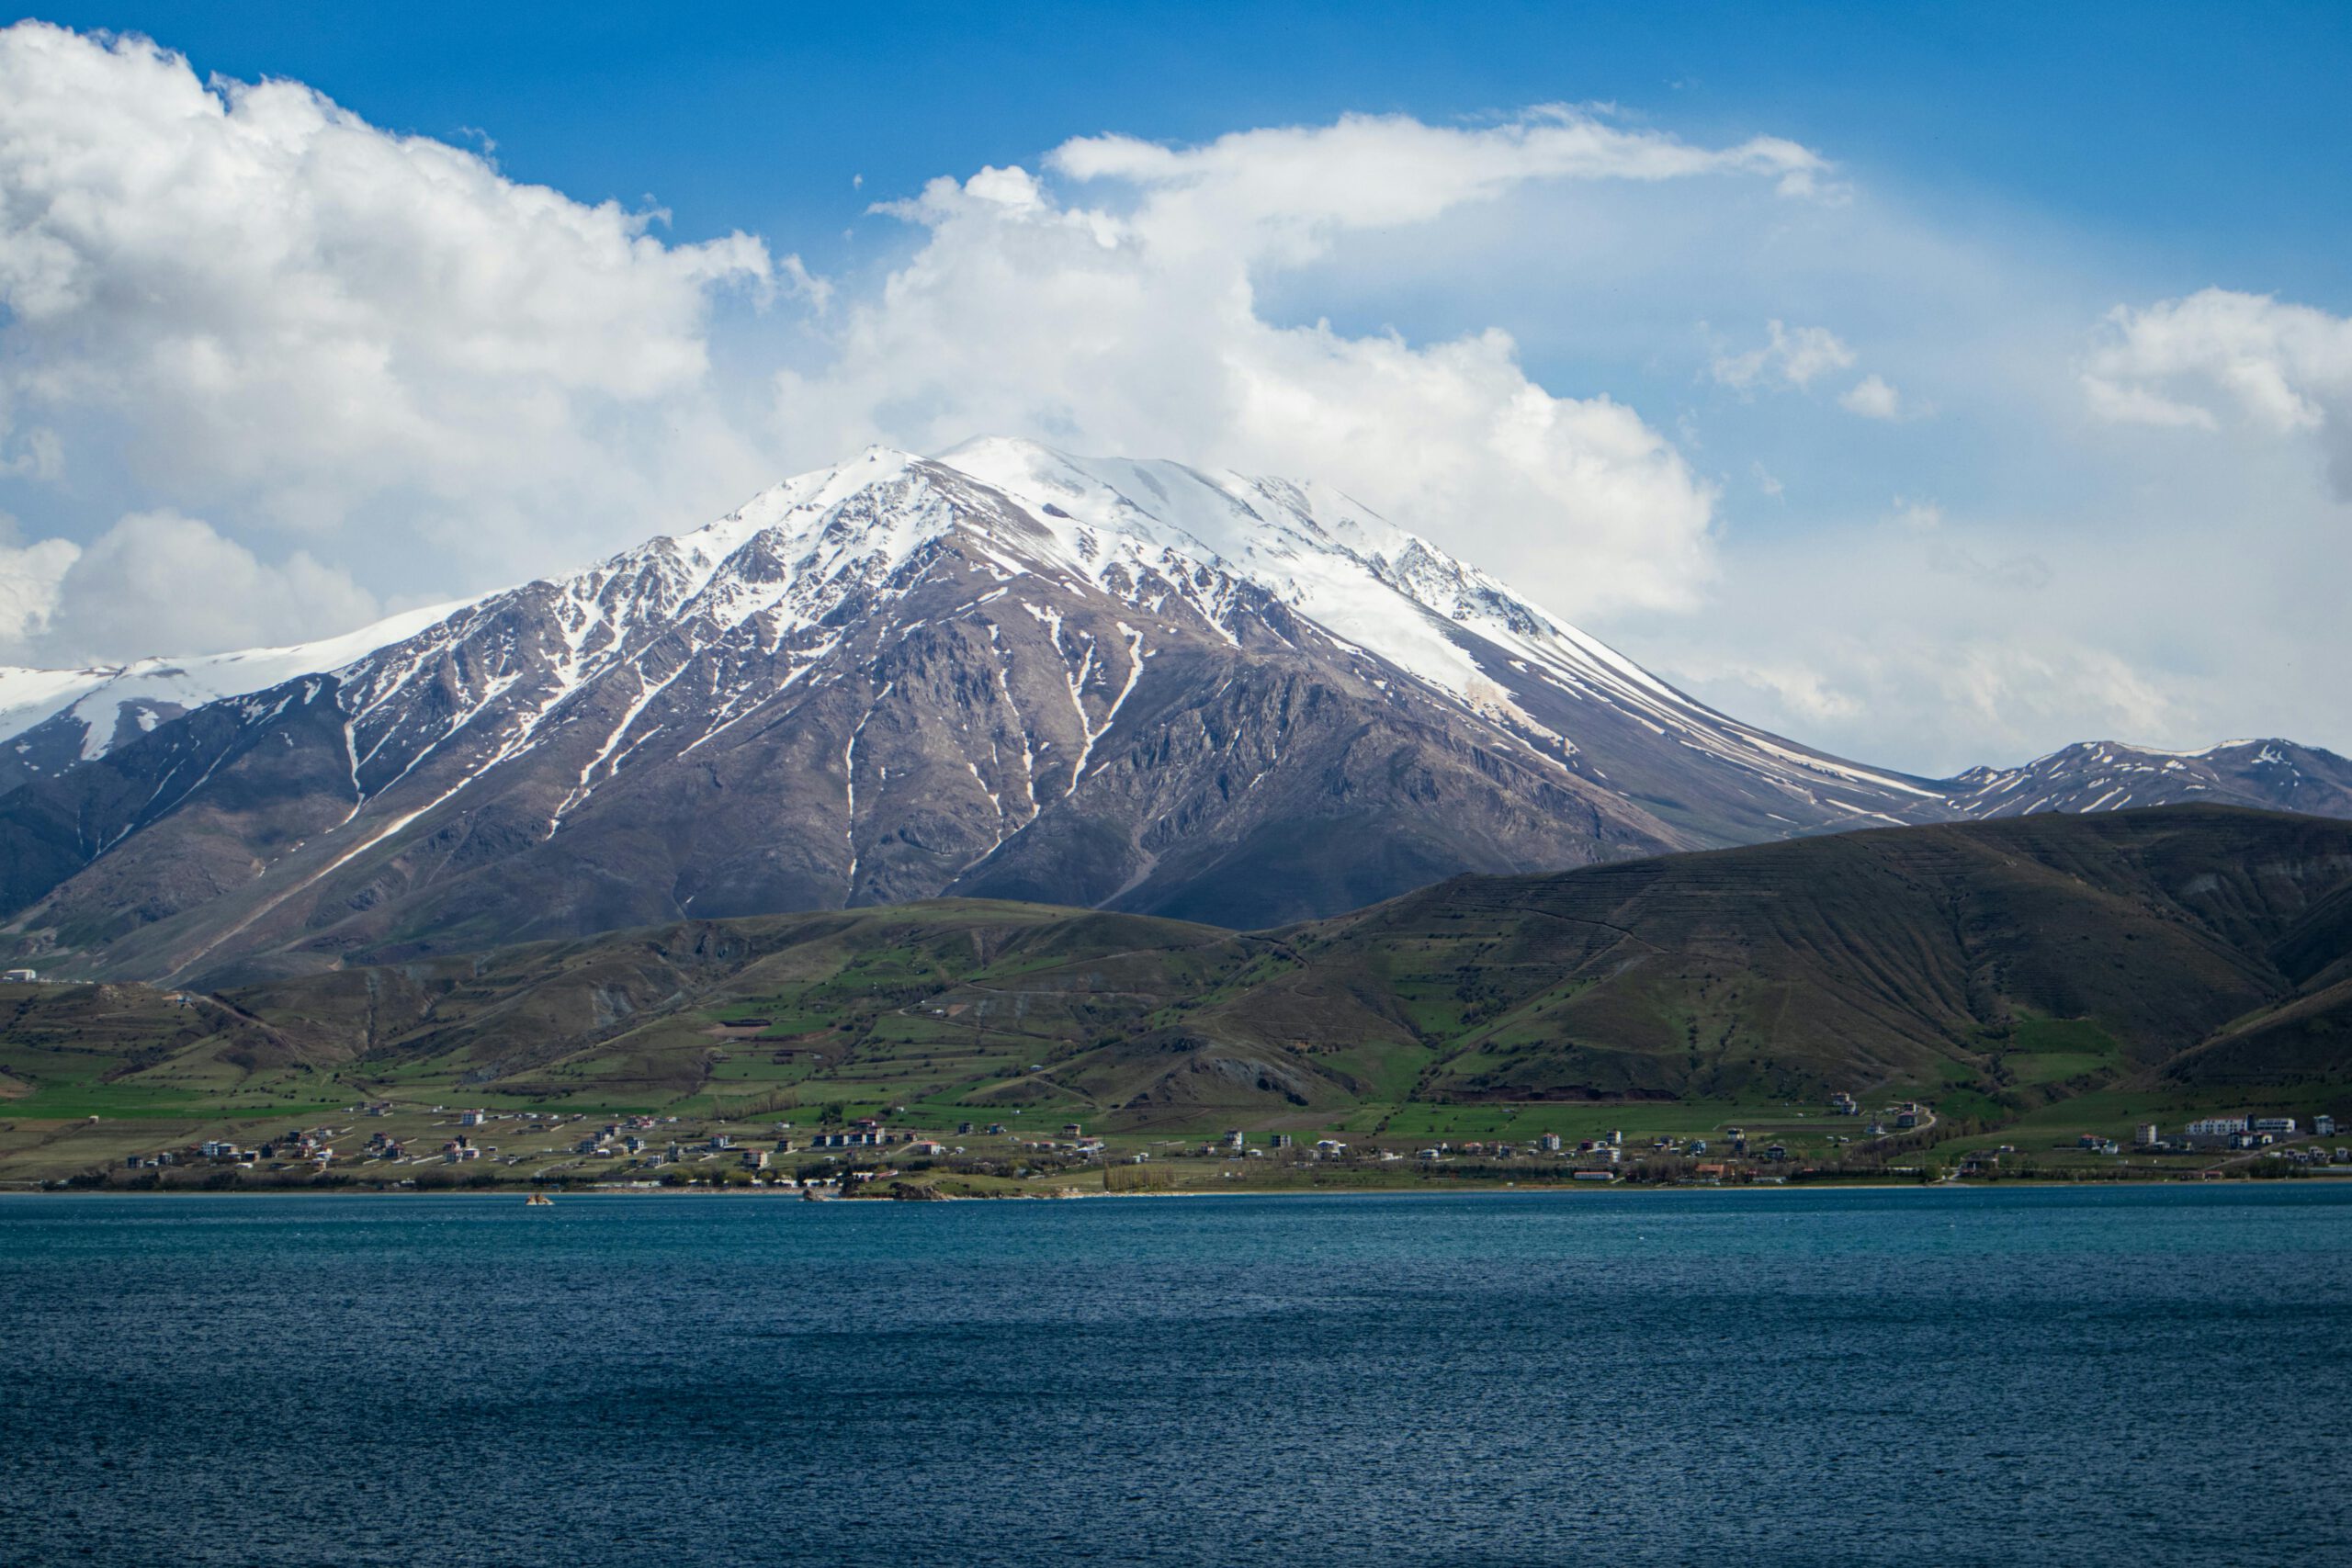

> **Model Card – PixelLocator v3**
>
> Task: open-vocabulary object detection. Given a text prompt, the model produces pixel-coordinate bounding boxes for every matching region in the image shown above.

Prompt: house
[2,967,36,982]
[2252,1117,2299,1135]
[2316,1115,2337,1137]
[2186,1116,2250,1145]
[2134,1124,2160,1146]
[458,1110,487,1128]
[1538,1133,1563,1153]
[906,1141,949,1156]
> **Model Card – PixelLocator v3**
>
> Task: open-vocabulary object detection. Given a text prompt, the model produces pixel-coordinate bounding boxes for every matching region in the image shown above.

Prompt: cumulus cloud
[28,511,379,663]
[1710,321,1856,391]
[1838,373,1905,420]
[0,19,786,655]
[0,23,775,509]
[0,523,77,648]
[2085,288,2352,498]
[779,109,1831,615]
[2086,288,2352,434]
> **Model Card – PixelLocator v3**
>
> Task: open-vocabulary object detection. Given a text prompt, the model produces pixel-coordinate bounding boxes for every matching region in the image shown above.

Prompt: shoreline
[5,1174,2325,1200]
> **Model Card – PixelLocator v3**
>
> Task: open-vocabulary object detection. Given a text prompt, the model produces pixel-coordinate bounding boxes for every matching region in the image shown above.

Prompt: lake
[3,1185,2347,1564]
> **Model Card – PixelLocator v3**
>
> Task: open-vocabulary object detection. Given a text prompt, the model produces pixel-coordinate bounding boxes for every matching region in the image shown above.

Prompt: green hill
[6,807,2351,1142]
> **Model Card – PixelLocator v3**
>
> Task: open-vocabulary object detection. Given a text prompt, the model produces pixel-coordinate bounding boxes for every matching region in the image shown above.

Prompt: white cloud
[1641,510,2189,776]
[32,511,379,663]
[1711,320,1855,391]
[1838,373,1905,420]
[0,20,782,616]
[0,525,77,648]
[779,108,1833,615]
[2084,287,2352,502]
[2086,288,2352,435]
[0,23,2344,774]
[2079,375,2216,430]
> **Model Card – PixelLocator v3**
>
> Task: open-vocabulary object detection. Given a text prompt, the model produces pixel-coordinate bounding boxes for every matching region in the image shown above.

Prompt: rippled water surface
[5,1185,2349,1565]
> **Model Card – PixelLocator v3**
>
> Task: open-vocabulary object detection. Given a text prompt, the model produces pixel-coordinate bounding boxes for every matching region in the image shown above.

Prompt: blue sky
[3,3,2349,772]
[40,0,2352,295]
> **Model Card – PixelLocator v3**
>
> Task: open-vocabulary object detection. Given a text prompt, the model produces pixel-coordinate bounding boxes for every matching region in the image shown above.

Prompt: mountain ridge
[4,438,2349,984]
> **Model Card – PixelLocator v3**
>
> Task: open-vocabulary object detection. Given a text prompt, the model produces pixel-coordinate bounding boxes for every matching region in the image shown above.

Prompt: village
[51,1088,2352,1195]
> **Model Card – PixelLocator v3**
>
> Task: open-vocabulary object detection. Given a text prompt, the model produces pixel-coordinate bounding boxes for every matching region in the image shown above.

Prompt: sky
[0,1,2348,774]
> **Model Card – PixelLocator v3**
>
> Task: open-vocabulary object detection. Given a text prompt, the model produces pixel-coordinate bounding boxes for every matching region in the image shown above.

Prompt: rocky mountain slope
[3,439,2348,985]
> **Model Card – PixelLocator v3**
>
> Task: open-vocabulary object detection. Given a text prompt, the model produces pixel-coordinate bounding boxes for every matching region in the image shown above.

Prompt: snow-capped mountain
[3,438,2347,984]
[1944,738,2352,819]
[0,603,464,796]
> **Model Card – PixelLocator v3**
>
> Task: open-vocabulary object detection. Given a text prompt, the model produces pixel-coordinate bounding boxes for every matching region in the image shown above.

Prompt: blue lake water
[3,1185,2349,1565]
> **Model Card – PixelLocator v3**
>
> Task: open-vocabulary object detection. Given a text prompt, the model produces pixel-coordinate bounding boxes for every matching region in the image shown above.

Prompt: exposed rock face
[1,438,2346,983]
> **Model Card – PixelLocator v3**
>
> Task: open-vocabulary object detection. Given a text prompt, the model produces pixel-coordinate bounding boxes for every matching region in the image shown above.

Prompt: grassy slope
[6,807,2351,1144]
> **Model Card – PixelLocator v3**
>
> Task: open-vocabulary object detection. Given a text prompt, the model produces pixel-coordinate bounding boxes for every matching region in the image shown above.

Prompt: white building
[2187,1116,2250,1138]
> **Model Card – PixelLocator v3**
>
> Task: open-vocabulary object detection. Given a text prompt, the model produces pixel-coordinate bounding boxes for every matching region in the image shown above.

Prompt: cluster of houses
[2099,1114,2344,1155]
[1949,1112,2349,1173]
[2113,1114,2346,1160]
